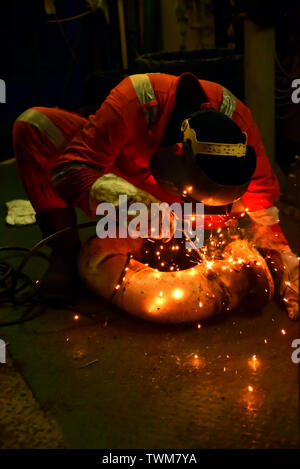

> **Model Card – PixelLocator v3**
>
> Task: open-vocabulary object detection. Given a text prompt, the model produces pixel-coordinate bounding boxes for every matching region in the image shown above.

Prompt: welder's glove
[277,249,299,320]
[89,173,160,208]
[260,247,299,320]
[89,173,175,242]
[248,209,299,320]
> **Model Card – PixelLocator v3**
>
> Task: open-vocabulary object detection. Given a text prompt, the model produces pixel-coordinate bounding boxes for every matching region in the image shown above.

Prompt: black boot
[36,207,81,305]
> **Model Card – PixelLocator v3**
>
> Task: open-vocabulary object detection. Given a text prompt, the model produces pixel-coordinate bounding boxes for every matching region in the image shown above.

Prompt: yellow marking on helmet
[181,119,246,158]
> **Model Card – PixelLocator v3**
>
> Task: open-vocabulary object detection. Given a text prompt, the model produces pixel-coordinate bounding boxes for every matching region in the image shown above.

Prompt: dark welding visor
[149,141,256,207]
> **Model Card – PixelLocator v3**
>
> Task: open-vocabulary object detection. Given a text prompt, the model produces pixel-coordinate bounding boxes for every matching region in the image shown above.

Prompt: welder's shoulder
[217,84,252,127]
[198,79,257,133]
[107,73,175,104]
[106,75,148,106]
[91,76,144,127]
[230,95,255,132]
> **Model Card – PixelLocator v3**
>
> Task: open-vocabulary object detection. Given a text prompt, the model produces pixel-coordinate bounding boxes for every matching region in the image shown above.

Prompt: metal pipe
[78,237,274,323]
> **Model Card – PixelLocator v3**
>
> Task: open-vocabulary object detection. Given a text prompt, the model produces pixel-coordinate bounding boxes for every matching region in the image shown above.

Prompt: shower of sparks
[248,385,254,392]
[111,212,268,320]
[281,329,286,335]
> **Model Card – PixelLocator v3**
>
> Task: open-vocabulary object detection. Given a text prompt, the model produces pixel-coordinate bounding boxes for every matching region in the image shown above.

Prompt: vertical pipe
[244,20,275,162]
[138,0,144,52]
[244,20,285,185]
[117,0,128,73]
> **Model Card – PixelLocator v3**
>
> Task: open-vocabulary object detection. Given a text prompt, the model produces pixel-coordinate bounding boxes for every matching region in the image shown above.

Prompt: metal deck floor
[0,162,299,449]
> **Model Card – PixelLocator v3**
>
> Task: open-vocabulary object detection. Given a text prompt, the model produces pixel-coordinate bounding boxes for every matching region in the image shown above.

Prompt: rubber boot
[36,207,81,305]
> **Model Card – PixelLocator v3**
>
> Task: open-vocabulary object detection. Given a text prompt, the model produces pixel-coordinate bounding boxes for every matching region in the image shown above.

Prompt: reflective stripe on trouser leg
[16,108,67,151]
[13,108,77,211]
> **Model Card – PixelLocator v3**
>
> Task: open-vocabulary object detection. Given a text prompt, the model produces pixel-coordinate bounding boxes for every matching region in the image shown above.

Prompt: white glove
[89,173,175,241]
[247,206,280,226]
[263,248,299,320]
[279,249,299,320]
[89,173,160,209]
[247,207,298,319]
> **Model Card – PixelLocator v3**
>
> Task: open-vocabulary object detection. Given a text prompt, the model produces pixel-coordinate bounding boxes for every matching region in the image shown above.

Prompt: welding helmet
[149,108,256,211]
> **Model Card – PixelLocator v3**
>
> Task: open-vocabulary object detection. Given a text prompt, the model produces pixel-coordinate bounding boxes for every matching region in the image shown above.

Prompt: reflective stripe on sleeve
[220,87,236,119]
[16,108,67,151]
[129,74,158,125]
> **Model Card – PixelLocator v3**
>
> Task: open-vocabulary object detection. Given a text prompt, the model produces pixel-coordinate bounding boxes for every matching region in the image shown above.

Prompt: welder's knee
[13,107,51,164]
[12,107,40,146]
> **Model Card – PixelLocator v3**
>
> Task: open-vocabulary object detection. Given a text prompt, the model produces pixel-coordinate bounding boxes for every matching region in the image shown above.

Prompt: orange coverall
[13,72,281,229]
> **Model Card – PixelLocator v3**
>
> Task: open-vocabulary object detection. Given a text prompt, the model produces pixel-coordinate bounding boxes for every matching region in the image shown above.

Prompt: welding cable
[58,252,134,326]
[108,252,132,304]
[0,221,97,327]
[47,10,94,23]
[0,218,173,327]
[275,54,298,80]
[0,247,48,302]
[0,257,47,326]
[10,221,97,294]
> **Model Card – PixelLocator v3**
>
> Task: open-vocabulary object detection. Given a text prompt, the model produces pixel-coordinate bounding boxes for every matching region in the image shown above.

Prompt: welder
[12,73,299,319]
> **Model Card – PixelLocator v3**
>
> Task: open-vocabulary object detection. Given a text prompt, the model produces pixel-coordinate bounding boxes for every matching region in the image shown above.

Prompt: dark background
[1,0,300,168]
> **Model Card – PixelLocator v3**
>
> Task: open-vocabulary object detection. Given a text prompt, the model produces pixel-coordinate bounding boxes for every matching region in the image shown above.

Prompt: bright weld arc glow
[173,289,183,299]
